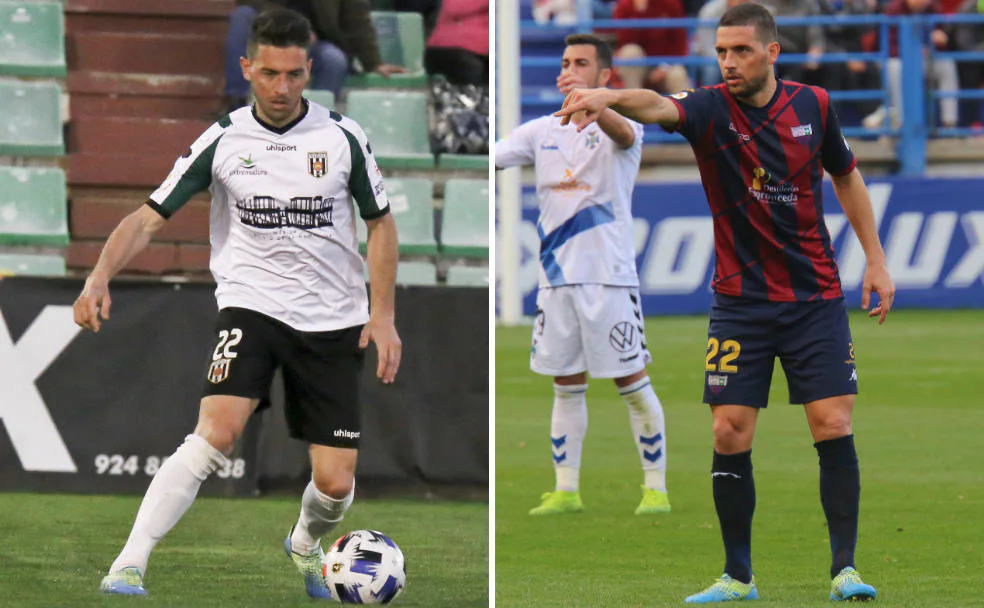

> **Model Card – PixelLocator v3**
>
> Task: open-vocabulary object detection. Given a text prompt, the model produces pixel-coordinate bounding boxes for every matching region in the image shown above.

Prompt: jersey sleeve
[147,119,226,218]
[495,118,541,169]
[819,89,857,177]
[335,114,390,220]
[662,87,716,143]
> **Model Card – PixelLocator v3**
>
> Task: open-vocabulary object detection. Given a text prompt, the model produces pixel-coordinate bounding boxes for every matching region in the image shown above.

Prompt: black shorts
[202,307,365,447]
[703,294,858,408]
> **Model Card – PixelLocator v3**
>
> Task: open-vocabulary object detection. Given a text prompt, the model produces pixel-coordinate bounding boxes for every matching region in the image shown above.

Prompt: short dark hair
[718,2,778,45]
[564,33,613,69]
[247,8,312,57]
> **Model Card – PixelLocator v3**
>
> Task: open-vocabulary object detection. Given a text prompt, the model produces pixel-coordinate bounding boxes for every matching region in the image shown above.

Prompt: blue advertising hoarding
[501,177,984,316]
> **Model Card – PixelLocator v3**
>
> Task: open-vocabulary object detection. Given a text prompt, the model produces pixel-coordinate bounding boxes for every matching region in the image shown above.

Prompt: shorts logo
[308,151,328,178]
[334,429,360,440]
[534,308,545,336]
[849,369,858,383]
[609,322,637,353]
[207,358,231,384]
[707,374,728,394]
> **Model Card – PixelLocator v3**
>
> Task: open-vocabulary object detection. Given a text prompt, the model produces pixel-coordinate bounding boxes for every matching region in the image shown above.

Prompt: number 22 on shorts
[706,338,741,373]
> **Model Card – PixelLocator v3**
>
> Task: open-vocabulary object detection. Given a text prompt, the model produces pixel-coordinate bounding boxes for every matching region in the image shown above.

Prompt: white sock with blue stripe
[551,383,588,493]
[619,377,667,492]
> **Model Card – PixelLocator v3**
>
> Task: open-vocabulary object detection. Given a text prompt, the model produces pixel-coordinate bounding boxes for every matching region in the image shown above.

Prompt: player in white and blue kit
[496,34,670,516]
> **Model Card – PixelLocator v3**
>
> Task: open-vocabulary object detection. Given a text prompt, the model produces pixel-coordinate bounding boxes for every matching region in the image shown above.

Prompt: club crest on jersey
[207,358,231,384]
[585,131,600,150]
[308,151,328,178]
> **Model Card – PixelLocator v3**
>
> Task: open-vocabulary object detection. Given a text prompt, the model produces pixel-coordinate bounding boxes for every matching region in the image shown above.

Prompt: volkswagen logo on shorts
[609,322,636,353]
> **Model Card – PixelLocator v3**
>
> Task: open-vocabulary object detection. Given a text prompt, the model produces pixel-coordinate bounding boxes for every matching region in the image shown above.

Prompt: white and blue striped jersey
[496,114,643,288]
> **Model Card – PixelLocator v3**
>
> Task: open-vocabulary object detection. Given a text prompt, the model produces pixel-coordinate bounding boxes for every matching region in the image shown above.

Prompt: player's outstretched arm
[362,213,402,384]
[554,88,681,131]
[832,167,895,324]
[73,204,166,333]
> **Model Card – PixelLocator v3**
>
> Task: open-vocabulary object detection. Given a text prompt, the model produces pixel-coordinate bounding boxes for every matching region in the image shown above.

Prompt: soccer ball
[322,530,406,604]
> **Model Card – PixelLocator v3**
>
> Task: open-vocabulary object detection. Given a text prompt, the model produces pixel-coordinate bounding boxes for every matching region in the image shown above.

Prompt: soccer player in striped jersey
[556,3,893,603]
[497,34,671,517]
[74,9,401,600]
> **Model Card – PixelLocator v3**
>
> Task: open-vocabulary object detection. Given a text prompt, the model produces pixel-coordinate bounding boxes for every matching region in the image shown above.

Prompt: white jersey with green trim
[148,100,390,332]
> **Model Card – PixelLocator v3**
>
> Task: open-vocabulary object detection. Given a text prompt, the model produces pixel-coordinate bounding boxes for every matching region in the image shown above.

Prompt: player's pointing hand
[360,315,402,384]
[861,261,895,325]
[554,87,617,132]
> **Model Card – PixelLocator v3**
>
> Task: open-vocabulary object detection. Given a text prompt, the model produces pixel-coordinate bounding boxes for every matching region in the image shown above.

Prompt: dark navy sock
[712,450,755,584]
[815,434,860,579]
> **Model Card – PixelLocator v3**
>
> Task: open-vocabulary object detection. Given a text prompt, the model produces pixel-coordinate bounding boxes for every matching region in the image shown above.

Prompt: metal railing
[517,13,984,175]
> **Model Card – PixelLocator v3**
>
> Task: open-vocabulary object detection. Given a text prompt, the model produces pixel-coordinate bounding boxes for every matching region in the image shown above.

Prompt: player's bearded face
[242,44,311,126]
[716,26,777,99]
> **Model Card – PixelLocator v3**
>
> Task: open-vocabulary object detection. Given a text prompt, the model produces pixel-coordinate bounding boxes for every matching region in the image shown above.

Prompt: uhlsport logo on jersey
[308,151,328,178]
[609,321,637,353]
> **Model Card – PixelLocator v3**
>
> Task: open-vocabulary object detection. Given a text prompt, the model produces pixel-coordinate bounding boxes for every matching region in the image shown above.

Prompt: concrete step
[68,71,223,120]
[68,115,209,155]
[69,32,224,77]
[67,239,210,274]
[64,0,233,19]
[69,152,183,188]
[70,187,210,243]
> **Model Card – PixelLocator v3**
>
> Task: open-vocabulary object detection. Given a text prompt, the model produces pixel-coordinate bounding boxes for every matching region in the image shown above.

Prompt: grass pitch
[0,492,487,607]
[496,310,984,607]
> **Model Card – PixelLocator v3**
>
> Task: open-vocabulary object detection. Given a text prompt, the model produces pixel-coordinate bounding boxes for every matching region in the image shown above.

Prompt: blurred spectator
[692,0,754,86]
[533,0,578,25]
[425,0,489,86]
[682,0,708,15]
[612,0,692,93]
[392,0,443,38]
[818,0,882,119]
[593,0,618,19]
[862,0,959,129]
[955,0,984,126]
[771,0,826,85]
[223,0,406,111]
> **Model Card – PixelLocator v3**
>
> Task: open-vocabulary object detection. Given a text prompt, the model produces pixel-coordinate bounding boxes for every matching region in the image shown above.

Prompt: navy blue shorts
[703,294,858,407]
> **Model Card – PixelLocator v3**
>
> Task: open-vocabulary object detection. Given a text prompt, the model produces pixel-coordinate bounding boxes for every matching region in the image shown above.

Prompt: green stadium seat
[0,80,63,156]
[0,166,68,246]
[438,154,489,172]
[441,178,489,258]
[346,11,427,89]
[345,91,434,169]
[397,261,437,286]
[387,177,437,254]
[362,261,437,286]
[0,1,66,77]
[0,252,65,276]
[304,89,335,109]
[356,178,437,255]
[446,265,489,287]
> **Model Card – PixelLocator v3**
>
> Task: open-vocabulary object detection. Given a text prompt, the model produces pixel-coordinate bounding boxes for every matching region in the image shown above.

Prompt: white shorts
[530,284,652,378]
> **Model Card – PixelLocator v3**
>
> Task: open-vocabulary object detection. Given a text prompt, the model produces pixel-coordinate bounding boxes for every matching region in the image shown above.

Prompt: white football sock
[551,383,588,493]
[290,481,354,555]
[619,377,667,492]
[110,434,227,574]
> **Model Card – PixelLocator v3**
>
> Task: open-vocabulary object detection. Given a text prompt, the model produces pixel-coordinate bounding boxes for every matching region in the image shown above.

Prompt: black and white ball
[322,530,406,604]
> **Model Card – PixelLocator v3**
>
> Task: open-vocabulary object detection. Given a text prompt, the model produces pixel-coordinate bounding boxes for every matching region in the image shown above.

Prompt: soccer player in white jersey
[496,34,670,516]
[73,9,401,599]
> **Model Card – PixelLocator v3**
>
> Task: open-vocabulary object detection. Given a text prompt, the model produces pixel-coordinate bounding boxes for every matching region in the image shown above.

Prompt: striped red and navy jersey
[666,79,856,302]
